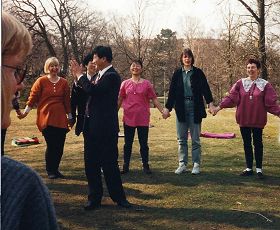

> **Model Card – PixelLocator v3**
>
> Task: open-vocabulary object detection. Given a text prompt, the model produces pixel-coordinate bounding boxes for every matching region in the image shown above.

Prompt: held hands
[68,118,76,129]
[208,105,221,116]
[162,108,171,119]
[17,111,28,119]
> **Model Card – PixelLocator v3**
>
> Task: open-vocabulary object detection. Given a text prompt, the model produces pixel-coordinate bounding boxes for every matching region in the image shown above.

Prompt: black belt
[184,96,193,100]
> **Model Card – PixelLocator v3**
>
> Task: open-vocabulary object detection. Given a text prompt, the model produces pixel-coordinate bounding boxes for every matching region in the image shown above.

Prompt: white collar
[241,77,268,92]
[87,72,94,81]
[98,64,113,78]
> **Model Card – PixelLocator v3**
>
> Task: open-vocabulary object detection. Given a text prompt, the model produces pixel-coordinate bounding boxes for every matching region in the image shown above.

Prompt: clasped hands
[162,108,171,119]
[208,104,221,116]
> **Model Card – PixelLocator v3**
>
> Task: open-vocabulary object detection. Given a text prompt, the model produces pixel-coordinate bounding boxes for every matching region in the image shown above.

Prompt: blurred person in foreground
[211,57,280,179]
[1,11,59,230]
[118,59,164,174]
[162,48,215,175]
[19,57,73,179]
[70,45,132,211]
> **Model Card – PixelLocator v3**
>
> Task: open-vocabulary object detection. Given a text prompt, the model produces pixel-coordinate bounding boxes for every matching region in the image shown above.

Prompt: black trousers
[240,127,263,169]
[123,124,149,166]
[1,129,7,156]
[83,131,126,204]
[42,126,67,174]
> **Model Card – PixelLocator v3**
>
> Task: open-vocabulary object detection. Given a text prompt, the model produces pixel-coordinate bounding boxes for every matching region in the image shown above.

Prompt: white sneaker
[191,163,200,175]
[175,165,187,174]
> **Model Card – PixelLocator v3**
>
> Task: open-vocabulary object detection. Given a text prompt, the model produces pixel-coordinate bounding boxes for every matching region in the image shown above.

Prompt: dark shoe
[143,164,152,174]
[240,169,253,176]
[257,172,264,179]
[121,164,129,174]
[117,200,132,208]
[56,171,65,179]
[84,201,101,211]
[48,173,58,179]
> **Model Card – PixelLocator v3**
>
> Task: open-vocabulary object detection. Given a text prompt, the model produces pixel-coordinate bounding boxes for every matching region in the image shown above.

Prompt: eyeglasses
[2,64,28,85]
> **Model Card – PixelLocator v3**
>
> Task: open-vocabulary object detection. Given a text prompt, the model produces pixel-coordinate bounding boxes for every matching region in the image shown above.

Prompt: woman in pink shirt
[212,58,280,178]
[118,60,164,174]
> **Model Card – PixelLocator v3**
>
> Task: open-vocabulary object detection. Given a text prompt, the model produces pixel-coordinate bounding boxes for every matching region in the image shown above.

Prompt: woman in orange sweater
[20,57,72,179]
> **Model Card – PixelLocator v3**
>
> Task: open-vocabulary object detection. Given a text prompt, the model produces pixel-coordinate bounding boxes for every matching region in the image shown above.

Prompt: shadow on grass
[120,168,280,188]
[55,201,280,230]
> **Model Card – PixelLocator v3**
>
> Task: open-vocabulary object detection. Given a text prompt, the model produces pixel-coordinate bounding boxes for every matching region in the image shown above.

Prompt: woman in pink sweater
[212,58,280,178]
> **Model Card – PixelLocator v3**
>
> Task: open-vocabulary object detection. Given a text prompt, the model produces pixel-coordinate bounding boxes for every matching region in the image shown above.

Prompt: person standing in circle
[118,59,164,174]
[211,58,280,179]
[162,48,215,175]
[19,57,73,179]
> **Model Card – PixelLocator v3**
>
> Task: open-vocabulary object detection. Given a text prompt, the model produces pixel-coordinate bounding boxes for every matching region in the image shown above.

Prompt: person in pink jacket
[211,58,280,179]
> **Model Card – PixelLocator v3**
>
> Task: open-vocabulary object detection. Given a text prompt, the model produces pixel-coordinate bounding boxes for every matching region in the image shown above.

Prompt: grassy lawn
[4,109,280,230]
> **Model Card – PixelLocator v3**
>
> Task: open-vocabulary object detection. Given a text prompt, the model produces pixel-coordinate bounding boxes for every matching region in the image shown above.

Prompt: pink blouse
[119,79,157,127]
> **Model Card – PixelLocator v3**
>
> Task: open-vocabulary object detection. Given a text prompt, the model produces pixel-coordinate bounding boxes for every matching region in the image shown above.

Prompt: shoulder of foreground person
[1,156,59,230]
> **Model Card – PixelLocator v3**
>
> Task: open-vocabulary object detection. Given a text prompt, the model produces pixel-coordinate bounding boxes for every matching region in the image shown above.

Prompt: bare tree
[236,0,276,80]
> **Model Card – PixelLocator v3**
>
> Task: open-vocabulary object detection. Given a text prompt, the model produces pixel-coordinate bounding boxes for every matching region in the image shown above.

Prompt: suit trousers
[83,131,126,204]
[42,126,67,174]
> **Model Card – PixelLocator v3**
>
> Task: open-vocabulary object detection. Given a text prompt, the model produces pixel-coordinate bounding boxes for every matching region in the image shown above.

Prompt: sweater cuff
[24,106,32,114]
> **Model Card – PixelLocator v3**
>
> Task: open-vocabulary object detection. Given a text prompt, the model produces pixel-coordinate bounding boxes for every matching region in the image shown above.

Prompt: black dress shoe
[143,164,152,174]
[117,200,132,208]
[56,171,65,179]
[240,169,253,176]
[84,201,101,211]
[48,173,58,179]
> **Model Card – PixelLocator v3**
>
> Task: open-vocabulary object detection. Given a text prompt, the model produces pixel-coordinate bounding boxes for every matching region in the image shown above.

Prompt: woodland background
[3,0,280,103]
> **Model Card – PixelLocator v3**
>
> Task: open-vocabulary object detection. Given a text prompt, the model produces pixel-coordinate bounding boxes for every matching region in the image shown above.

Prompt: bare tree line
[3,0,280,103]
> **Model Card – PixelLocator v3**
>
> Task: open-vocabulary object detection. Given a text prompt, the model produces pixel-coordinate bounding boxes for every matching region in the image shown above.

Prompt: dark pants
[42,126,67,174]
[83,131,126,204]
[123,123,149,166]
[1,129,7,156]
[240,127,263,169]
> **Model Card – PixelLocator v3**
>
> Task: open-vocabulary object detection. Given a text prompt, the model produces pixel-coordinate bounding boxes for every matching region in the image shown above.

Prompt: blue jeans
[176,100,201,166]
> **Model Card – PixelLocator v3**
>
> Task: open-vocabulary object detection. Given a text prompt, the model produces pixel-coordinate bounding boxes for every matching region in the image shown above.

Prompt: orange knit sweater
[27,76,71,132]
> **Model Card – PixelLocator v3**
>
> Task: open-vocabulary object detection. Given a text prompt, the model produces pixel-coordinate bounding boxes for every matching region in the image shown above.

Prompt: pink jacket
[220,78,280,128]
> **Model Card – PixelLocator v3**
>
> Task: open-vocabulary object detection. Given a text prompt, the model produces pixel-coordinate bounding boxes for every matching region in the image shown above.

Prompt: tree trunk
[258,0,268,79]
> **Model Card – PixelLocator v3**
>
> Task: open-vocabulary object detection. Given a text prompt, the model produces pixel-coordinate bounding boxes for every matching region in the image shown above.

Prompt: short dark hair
[92,45,113,63]
[82,52,94,67]
[180,48,195,66]
[246,57,261,69]
[131,59,143,68]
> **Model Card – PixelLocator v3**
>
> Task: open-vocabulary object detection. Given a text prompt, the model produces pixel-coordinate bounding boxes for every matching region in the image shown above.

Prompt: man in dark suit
[70,46,131,210]
[70,52,96,136]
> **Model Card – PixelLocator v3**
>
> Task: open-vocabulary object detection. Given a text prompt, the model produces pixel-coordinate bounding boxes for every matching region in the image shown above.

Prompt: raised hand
[69,59,83,79]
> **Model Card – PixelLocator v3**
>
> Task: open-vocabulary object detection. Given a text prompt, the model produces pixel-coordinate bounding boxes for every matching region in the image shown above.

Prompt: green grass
[4,109,280,230]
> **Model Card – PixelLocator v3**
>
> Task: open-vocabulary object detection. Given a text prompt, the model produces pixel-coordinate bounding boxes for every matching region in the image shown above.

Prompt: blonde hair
[44,57,59,74]
[1,12,32,129]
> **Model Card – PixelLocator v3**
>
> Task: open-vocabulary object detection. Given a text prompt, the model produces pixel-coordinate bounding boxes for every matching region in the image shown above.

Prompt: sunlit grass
[4,108,280,230]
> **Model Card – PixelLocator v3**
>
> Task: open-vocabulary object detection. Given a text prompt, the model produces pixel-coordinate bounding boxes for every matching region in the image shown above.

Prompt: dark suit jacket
[165,66,213,124]
[70,74,96,136]
[77,67,121,138]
